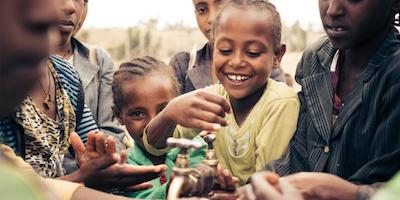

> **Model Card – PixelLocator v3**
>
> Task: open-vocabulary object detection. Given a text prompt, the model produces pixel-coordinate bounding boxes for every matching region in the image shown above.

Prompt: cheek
[124,119,146,140]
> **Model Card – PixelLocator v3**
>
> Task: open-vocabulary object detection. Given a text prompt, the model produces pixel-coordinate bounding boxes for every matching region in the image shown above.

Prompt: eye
[218,48,232,56]
[130,111,146,120]
[157,104,167,114]
[246,51,263,58]
[195,5,208,15]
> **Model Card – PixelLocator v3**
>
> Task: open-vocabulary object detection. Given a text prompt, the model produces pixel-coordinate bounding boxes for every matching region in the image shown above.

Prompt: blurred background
[77,0,326,85]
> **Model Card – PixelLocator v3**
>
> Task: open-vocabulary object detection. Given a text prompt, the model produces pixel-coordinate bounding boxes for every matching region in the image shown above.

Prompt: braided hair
[112,56,180,113]
[213,0,282,50]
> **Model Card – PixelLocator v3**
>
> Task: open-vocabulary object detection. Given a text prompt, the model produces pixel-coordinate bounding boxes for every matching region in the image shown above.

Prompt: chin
[226,90,249,100]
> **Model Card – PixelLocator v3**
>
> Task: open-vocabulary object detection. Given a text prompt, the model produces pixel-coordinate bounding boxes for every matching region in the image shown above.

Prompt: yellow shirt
[0,145,82,200]
[144,79,300,185]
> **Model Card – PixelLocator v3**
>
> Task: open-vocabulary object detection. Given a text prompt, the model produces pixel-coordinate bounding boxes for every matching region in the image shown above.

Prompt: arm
[95,47,125,151]
[144,89,230,150]
[255,97,300,171]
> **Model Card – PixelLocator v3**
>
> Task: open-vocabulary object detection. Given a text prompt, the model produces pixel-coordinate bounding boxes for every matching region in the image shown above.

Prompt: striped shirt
[0,55,98,156]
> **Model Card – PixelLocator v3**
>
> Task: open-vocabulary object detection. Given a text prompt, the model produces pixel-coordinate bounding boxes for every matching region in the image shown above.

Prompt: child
[262,0,400,199]
[144,0,300,186]
[170,0,286,94]
[112,56,207,199]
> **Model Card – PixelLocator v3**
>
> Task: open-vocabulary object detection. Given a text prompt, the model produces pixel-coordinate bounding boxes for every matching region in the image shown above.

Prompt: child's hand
[250,172,303,200]
[216,164,239,191]
[163,89,231,132]
[69,131,167,191]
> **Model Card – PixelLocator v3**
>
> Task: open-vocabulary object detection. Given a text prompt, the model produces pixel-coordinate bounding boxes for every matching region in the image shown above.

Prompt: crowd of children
[0,0,400,199]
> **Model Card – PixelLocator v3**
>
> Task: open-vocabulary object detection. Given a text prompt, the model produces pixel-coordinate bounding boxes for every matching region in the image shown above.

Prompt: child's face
[193,0,225,40]
[213,7,283,100]
[56,0,85,44]
[116,73,175,148]
[319,0,394,50]
[0,0,58,115]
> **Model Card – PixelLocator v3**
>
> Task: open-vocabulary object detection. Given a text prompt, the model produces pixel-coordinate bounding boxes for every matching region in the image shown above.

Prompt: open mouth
[225,73,251,83]
[325,23,348,36]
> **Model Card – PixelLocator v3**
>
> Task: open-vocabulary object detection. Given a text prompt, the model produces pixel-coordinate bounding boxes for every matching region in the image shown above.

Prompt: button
[324,146,330,153]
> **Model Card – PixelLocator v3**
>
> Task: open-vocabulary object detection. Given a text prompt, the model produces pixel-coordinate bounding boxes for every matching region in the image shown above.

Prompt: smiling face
[56,0,85,44]
[115,72,176,148]
[0,0,58,115]
[213,7,283,100]
[193,0,225,40]
[319,0,394,50]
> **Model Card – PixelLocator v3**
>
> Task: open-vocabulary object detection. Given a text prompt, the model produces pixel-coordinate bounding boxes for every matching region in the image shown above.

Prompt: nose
[208,6,217,26]
[61,0,76,15]
[326,0,345,18]
[229,51,246,69]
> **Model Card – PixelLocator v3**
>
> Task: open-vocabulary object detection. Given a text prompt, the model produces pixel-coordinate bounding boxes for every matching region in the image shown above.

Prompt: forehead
[120,73,175,105]
[193,0,224,6]
[216,7,273,40]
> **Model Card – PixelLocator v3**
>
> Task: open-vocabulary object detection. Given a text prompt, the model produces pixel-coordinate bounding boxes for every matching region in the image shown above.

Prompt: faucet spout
[167,176,186,200]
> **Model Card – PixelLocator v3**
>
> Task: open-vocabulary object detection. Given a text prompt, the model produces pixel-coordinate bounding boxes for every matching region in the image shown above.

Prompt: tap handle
[203,134,216,149]
[167,137,203,150]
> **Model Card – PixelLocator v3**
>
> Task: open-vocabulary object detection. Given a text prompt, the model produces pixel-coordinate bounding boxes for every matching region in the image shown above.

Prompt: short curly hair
[212,0,282,50]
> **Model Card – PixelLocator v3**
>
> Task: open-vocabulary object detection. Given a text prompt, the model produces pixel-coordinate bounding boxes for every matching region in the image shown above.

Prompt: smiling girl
[143,0,300,186]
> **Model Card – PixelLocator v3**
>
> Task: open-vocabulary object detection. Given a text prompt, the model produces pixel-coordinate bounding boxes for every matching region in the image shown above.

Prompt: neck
[343,25,391,73]
[230,83,266,126]
[53,38,74,59]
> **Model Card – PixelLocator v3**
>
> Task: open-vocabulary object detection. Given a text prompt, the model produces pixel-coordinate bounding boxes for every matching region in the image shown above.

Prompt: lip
[324,22,349,38]
[58,20,75,32]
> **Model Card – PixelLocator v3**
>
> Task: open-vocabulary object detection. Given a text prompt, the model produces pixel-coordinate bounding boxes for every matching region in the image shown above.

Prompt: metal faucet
[167,135,219,200]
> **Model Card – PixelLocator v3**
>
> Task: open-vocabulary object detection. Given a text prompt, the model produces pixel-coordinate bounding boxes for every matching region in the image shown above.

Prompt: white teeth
[226,74,250,82]
[332,27,344,31]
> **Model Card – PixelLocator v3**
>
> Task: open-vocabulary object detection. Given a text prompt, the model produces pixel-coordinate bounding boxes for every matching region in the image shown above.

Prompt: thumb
[70,132,86,162]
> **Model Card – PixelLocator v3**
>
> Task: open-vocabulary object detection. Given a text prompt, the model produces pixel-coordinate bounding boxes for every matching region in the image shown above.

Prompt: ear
[273,44,286,69]
[112,106,124,125]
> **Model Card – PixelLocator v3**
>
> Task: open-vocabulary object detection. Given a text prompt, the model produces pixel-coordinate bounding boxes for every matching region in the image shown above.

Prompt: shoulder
[49,55,79,79]
[301,36,331,59]
[169,51,190,71]
[265,79,299,103]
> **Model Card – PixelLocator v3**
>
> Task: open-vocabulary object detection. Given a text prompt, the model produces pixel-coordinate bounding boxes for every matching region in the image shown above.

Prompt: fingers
[95,132,107,155]
[70,132,86,162]
[106,136,116,154]
[86,131,96,152]
[251,172,282,200]
[118,150,128,164]
[191,119,222,132]
[193,109,229,127]
[124,182,153,192]
[200,91,231,114]
[223,169,238,191]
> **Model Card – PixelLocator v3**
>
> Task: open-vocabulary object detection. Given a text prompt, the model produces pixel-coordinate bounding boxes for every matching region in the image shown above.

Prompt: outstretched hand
[68,131,167,191]
[163,89,231,132]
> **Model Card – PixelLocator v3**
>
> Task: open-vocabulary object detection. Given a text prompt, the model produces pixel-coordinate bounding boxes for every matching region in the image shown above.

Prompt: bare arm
[145,89,231,149]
